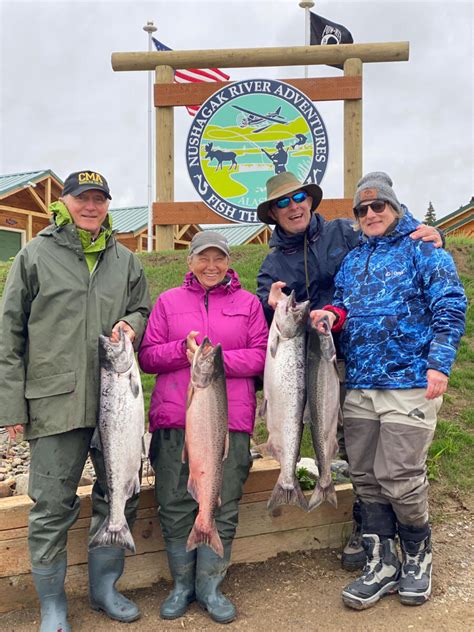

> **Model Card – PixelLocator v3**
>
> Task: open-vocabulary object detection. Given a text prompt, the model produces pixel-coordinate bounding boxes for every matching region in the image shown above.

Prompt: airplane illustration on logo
[231,105,289,133]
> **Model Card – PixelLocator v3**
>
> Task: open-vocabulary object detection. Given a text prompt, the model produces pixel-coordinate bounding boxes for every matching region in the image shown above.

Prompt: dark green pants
[150,428,251,544]
[28,428,140,567]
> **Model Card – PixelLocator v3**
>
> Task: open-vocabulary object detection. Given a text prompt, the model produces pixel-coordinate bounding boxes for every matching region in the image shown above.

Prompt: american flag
[152,37,230,116]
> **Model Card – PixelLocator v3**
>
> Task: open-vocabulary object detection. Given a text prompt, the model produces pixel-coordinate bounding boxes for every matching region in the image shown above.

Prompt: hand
[268,281,287,309]
[425,369,448,400]
[409,224,442,248]
[310,309,337,332]
[186,331,200,365]
[7,425,24,441]
[111,321,136,343]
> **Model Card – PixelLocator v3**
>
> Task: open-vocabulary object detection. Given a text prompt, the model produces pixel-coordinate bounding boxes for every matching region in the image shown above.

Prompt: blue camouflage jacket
[332,212,467,389]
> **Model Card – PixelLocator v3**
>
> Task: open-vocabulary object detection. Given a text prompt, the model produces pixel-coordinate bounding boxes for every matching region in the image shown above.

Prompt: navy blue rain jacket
[332,212,467,389]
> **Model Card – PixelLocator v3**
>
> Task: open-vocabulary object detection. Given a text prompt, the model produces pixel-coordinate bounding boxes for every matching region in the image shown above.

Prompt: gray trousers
[343,389,441,527]
[150,428,251,545]
[28,428,140,567]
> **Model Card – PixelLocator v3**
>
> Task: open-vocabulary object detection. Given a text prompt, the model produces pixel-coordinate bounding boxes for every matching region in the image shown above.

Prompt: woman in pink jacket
[138,231,268,625]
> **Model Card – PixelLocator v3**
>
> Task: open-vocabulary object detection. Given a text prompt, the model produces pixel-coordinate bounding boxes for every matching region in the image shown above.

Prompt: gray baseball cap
[189,231,230,256]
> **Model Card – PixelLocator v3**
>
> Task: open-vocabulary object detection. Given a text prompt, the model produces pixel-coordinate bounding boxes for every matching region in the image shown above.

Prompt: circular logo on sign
[185,79,329,224]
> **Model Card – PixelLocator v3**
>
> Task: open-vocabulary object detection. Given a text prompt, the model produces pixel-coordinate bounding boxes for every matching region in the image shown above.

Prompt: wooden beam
[25,186,47,213]
[155,65,175,250]
[0,205,50,218]
[343,58,363,198]
[112,42,409,72]
[155,76,362,107]
[45,177,51,209]
[154,199,354,225]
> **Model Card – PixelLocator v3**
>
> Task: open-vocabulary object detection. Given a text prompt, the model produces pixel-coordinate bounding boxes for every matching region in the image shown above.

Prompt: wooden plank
[112,42,410,72]
[153,199,353,225]
[344,58,363,197]
[154,76,362,107]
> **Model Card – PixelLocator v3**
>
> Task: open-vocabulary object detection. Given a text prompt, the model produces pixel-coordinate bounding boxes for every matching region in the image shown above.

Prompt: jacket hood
[183,268,241,293]
[268,213,323,250]
[46,200,113,251]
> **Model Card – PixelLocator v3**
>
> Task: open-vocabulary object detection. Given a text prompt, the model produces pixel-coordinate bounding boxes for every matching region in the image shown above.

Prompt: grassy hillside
[1,237,472,508]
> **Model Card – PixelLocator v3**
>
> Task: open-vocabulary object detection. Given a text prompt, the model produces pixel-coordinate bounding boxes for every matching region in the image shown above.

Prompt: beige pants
[343,388,442,527]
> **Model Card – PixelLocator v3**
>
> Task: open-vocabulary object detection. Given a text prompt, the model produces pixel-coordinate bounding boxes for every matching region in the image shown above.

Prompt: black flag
[310,12,353,70]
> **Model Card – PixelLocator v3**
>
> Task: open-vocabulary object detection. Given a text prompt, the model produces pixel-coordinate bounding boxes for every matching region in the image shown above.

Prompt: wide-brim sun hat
[257,172,323,224]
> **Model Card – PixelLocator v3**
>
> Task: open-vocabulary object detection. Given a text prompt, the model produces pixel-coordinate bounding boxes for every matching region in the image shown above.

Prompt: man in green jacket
[0,170,151,631]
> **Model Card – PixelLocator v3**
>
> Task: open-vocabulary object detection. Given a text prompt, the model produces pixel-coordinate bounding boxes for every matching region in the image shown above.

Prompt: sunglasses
[353,200,387,218]
[274,190,308,209]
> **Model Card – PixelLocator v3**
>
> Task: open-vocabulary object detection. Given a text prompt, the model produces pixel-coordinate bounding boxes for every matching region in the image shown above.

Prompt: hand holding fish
[6,424,23,440]
[268,281,287,309]
[111,320,135,343]
[310,309,337,332]
[186,330,200,364]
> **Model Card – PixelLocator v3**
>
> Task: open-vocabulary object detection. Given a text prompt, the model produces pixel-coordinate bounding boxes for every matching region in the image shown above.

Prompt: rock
[0,473,4,482]
[298,457,319,478]
[12,458,23,467]
[15,473,29,496]
[0,479,15,498]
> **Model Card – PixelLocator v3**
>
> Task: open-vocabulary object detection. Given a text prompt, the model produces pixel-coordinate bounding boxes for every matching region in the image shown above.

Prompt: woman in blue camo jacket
[311,172,466,612]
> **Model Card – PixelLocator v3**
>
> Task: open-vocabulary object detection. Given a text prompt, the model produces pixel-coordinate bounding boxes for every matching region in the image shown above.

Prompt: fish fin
[223,432,229,461]
[307,482,338,511]
[89,519,136,554]
[186,516,224,558]
[267,477,308,513]
[129,372,140,398]
[187,476,199,502]
[303,401,312,425]
[90,427,102,451]
[128,472,141,497]
[260,397,267,417]
[186,385,194,410]
[269,334,280,358]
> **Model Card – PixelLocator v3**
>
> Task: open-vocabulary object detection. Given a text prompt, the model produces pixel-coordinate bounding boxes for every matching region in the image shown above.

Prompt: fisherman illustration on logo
[185,79,329,223]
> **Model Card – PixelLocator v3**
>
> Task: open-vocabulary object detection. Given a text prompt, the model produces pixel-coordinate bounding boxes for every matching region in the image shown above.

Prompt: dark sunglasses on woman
[353,200,387,218]
[274,190,308,209]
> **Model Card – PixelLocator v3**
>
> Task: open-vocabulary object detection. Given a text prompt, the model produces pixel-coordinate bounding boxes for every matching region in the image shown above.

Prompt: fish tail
[267,478,308,513]
[308,481,338,511]
[186,517,224,558]
[89,519,136,554]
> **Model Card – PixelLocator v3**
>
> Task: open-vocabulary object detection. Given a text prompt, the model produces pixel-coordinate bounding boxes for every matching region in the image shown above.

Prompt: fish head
[98,326,134,373]
[191,337,225,388]
[274,291,310,337]
[310,317,337,361]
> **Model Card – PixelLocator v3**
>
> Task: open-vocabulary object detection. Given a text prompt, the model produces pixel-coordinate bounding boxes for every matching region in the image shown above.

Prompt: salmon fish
[263,291,310,512]
[90,327,144,553]
[307,317,341,511]
[184,337,229,558]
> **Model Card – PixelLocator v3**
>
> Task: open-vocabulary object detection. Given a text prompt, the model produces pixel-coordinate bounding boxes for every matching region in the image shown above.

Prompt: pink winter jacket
[138,270,268,434]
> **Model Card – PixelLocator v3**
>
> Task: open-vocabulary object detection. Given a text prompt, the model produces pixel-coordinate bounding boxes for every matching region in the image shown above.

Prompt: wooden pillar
[155,65,175,250]
[27,214,33,242]
[343,58,363,199]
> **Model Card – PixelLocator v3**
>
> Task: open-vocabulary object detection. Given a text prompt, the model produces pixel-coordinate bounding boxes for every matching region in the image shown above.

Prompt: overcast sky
[1,0,472,221]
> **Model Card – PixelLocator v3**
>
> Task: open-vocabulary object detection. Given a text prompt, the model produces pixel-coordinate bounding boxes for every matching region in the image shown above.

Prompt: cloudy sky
[1,0,472,221]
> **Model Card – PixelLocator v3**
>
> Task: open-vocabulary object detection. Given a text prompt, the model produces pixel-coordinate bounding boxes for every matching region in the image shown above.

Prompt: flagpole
[143,20,157,252]
[299,1,314,78]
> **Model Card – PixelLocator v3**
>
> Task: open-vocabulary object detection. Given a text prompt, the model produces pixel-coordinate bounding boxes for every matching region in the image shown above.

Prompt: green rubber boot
[32,558,71,632]
[195,542,236,624]
[160,540,196,619]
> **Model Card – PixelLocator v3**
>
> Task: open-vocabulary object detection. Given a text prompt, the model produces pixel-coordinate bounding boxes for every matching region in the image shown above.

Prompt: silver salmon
[89,327,144,553]
[263,291,310,512]
[307,316,340,511]
[184,337,229,558]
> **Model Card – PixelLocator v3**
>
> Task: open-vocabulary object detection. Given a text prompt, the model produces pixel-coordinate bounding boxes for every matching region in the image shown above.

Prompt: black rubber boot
[341,534,401,610]
[195,542,236,624]
[32,558,71,632]
[341,498,365,571]
[398,523,432,606]
[88,546,140,622]
[160,540,196,619]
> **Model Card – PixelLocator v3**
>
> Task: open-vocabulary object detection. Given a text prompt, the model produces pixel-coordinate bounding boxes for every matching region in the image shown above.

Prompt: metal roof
[109,206,148,233]
[199,223,270,246]
[0,170,62,197]
[435,197,474,227]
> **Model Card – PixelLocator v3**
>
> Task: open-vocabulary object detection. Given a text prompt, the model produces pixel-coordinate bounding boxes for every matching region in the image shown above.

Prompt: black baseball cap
[62,170,112,199]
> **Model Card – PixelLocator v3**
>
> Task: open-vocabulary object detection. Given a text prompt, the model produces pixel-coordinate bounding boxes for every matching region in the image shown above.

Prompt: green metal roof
[437,212,474,234]
[0,170,62,197]
[109,206,149,233]
[435,197,474,226]
[199,223,270,246]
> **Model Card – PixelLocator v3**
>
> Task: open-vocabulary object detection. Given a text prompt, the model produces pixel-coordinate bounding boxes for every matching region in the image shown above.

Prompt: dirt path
[2,512,472,632]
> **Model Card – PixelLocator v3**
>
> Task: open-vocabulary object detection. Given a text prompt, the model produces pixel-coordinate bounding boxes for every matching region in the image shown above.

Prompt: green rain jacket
[0,207,151,439]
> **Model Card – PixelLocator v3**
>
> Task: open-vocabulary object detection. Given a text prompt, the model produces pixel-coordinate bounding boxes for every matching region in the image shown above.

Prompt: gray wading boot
[341,499,365,571]
[160,540,197,619]
[196,542,236,624]
[88,546,140,622]
[399,535,433,605]
[342,534,401,610]
[32,558,71,632]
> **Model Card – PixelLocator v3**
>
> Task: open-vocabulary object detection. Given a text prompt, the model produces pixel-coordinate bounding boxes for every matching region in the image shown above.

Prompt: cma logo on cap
[78,172,104,185]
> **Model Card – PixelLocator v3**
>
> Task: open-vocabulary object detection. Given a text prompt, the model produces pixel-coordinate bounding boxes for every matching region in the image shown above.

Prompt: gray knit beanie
[353,172,402,215]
